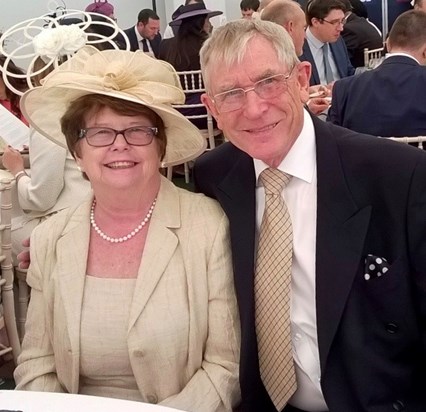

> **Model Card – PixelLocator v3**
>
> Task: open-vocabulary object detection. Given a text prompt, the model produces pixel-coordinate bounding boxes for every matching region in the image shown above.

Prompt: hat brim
[170,10,223,26]
[20,47,207,167]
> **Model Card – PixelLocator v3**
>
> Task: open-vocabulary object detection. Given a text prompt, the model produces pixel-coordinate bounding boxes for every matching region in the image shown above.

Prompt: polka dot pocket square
[364,254,390,281]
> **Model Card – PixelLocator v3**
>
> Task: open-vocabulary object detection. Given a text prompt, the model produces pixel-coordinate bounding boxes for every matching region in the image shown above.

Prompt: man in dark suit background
[328,10,426,137]
[123,9,161,57]
[341,0,383,68]
[300,0,355,85]
[194,18,426,412]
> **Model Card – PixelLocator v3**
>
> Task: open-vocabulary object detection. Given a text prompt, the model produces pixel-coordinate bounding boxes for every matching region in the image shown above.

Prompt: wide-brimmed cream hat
[20,46,206,166]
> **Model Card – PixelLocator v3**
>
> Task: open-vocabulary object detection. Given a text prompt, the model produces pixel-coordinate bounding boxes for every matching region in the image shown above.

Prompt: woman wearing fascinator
[13,40,240,412]
[0,11,129,263]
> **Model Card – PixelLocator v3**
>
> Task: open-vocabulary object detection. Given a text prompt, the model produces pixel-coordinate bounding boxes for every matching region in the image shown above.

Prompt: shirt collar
[385,52,420,65]
[306,27,324,50]
[134,25,144,43]
[254,109,316,186]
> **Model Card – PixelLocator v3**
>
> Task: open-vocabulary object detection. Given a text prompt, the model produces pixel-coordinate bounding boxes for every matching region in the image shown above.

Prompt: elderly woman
[14,47,240,412]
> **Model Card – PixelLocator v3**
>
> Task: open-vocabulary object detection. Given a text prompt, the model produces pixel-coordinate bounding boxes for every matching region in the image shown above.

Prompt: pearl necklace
[90,198,156,243]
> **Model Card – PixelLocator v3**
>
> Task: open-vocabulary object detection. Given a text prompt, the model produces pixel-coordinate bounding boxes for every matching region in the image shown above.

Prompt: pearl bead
[90,198,157,243]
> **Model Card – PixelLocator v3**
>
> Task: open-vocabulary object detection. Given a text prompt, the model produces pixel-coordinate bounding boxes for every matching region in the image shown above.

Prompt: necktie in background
[141,38,149,52]
[255,168,296,411]
[322,43,334,84]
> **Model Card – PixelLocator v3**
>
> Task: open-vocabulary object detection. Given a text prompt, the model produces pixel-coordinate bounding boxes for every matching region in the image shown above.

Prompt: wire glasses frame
[211,67,296,113]
[78,126,158,147]
[321,16,348,27]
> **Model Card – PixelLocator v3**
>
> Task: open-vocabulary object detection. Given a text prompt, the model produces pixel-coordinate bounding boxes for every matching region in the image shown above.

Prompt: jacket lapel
[128,177,179,331]
[314,118,371,371]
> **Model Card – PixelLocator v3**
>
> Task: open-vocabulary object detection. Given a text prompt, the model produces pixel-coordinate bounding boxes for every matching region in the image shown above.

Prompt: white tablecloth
[0,390,185,412]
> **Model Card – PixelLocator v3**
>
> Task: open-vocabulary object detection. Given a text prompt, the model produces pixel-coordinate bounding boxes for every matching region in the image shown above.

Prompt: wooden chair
[0,177,21,364]
[168,70,221,183]
[388,136,426,149]
[15,266,29,341]
[363,46,385,69]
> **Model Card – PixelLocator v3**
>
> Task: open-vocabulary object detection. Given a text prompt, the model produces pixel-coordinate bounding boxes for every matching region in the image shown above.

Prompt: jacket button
[146,394,158,404]
[392,400,405,411]
[386,322,399,333]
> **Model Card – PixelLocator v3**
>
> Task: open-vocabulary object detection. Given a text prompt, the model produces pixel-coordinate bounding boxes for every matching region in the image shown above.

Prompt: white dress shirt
[134,26,154,54]
[306,28,341,85]
[254,110,328,411]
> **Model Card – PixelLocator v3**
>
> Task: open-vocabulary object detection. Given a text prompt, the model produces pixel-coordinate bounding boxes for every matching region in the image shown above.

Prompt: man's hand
[307,98,331,115]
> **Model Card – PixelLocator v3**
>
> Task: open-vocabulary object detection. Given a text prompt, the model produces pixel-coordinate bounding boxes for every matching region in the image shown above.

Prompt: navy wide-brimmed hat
[170,3,223,26]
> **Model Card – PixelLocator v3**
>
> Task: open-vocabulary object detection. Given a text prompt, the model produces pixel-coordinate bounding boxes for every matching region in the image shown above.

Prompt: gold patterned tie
[255,168,296,411]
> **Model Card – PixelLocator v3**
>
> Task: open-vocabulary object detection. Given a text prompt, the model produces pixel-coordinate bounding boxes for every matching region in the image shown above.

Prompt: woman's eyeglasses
[78,126,158,147]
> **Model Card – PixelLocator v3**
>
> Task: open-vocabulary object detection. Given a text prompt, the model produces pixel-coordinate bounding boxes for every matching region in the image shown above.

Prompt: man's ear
[201,92,224,131]
[296,61,312,103]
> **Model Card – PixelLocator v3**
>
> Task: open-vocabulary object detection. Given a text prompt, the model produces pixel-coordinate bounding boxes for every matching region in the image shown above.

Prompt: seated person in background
[159,3,222,129]
[349,0,382,36]
[163,0,205,39]
[0,55,28,124]
[261,0,331,115]
[300,0,355,86]
[240,0,260,19]
[328,10,426,138]
[340,0,383,68]
[13,46,240,412]
[124,9,161,57]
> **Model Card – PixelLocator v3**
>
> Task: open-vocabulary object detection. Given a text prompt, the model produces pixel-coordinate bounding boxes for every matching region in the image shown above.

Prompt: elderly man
[328,10,426,137]
[300,0,355,85]
[194,18,426,412]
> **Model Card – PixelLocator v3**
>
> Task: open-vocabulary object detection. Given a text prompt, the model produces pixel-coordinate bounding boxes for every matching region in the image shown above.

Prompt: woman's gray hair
[200,19,299,92]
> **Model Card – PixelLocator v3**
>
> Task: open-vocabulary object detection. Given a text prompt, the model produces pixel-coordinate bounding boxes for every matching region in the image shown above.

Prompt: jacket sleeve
[13,227,64,392]
[17,131,67,212]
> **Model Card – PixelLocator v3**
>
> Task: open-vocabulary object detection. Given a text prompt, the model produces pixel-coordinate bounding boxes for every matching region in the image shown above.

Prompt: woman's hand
[2,145,25,175]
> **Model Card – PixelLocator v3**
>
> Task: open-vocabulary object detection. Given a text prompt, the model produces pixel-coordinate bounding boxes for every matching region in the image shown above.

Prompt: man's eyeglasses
[211,68,295,113]
[321,17,347,27]
[78,126,158,147]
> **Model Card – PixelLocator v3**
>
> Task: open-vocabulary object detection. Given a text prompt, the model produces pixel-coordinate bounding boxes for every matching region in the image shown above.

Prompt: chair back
[363,46,385,69]
[174,70,217,150]
[0,177,21,364]
[388,136,426,149]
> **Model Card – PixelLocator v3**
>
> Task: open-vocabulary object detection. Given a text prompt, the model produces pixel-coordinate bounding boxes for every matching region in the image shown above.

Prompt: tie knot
[323,42,329,51]
[260,168,291,195]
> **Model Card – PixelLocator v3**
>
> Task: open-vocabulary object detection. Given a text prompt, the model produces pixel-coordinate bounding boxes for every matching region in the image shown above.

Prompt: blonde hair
[200,19,299,91]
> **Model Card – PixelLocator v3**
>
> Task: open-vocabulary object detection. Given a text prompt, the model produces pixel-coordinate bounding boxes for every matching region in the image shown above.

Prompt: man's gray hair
[200,19,299,91]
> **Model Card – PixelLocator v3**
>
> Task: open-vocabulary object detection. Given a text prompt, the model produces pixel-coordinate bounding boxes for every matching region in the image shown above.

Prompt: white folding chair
[388,136,426,149]
[167,70,221,183]
[0,177,21,364]
[363,46,385,69]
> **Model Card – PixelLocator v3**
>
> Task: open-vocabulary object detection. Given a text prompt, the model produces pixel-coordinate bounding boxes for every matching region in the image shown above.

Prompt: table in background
[0,390,185,412]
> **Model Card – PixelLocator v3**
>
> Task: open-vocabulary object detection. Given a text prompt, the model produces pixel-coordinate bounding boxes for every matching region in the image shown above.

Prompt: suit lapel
[128,177,179,331]
[314,118,371,371]
[302,41,320,86]
[214,150,260,384]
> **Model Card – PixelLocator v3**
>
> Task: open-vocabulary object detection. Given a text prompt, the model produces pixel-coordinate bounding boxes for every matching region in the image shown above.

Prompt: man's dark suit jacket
[300,37,355,86]
[194,116,426,412]
[328,55,426,137]
[342,13,383,68]
[123,26,161,57]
